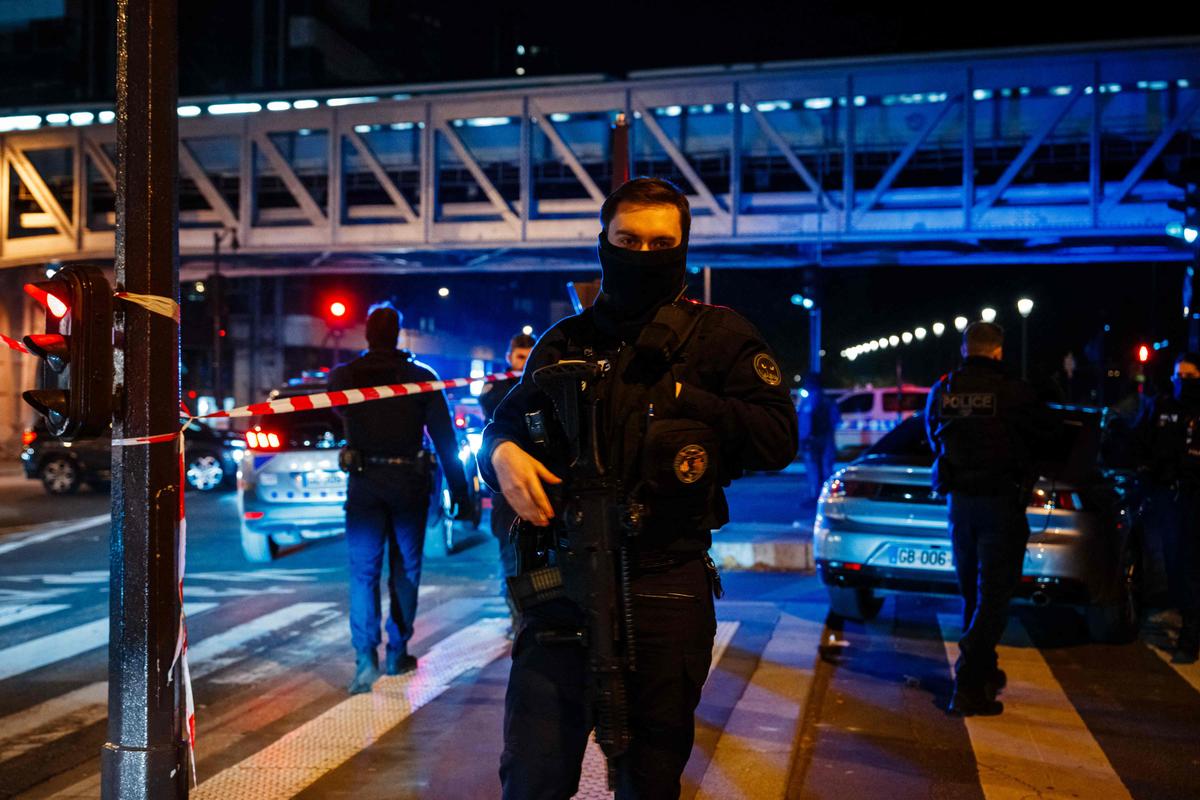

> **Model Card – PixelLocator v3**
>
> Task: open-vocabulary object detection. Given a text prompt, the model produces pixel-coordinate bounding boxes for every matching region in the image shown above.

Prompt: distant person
[1135,352,1200,663]
[926,322,1053,716]
[478,331,535,634]
[797,374,841,500]
[329,303,471,694]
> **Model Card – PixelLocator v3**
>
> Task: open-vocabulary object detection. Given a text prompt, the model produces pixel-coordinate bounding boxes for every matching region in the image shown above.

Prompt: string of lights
[840,300,1034,362]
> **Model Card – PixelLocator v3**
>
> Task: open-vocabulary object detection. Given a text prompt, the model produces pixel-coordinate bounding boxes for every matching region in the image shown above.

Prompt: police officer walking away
[329,303,471,694]
[926,321,1051,715]
[479,331,535,633]
[1136,352,1200,663]
[480,178,797,798]
[797,374,841,501]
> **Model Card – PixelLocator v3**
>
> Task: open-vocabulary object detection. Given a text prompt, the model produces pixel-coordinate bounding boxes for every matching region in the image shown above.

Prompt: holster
[338,447,363,475]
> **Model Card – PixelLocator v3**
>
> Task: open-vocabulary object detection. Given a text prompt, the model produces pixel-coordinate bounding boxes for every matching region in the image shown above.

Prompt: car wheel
[1086,541,1142,644]
[826,585,884,622]
[186,452,226,492]
[240,527,278,563]
[40,457,80,495]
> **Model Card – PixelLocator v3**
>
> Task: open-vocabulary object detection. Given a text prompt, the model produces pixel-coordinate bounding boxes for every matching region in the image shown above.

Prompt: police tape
[110,369,522,447]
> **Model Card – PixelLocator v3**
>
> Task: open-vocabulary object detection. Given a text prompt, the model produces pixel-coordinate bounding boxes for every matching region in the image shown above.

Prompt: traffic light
[324,297,350,328]
[1137,344,1150,364]
[1167,170,1200,244]
[22,264,113,440]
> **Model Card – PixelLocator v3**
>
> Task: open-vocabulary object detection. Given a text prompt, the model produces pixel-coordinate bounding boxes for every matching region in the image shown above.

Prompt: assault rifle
[528,358,641,789]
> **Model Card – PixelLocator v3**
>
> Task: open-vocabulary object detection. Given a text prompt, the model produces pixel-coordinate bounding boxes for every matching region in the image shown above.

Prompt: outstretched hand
[491,441,562,527]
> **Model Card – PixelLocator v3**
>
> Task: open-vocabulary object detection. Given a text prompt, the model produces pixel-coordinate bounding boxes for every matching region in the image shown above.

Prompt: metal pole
[810,307,822,376]
[212,231,222,410]
[104,0,184,797]
[1021,316,1029,380]
[703,266,712,305]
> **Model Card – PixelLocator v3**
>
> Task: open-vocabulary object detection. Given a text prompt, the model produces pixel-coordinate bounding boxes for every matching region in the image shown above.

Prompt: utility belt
[338,447,427,475]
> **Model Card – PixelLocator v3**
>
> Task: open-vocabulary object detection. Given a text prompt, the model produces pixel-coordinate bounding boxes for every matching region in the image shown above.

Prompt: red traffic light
[1137,344,1150,363]
[24,281,69,318]
[329,301,347,319]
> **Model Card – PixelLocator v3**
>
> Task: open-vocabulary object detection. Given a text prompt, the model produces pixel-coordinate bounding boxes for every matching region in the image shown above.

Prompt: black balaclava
[594,233,687,338]
[1173,374,1200,405]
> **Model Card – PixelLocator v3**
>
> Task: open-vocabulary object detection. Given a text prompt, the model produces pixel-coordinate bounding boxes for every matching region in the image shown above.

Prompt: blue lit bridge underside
[0,39,1196,275]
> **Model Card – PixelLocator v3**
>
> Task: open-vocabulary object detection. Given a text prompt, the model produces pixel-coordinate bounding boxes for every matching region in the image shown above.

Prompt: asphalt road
[0,469,1198,799]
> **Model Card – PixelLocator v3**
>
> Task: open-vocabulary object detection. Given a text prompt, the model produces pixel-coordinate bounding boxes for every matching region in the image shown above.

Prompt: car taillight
[1030,488,1085,511]
[21,430,37,447]
[243,511,265,520]
[246,430,281,450]
[822,478,876,499]
[454,415,467,429]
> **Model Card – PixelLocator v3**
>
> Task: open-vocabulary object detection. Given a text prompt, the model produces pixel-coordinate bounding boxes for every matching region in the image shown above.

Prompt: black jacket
[479,376,518,422]
[328,348,468,496]
[479,298,798,549]
[1134,393,1200,488]
[925,356,1053,496]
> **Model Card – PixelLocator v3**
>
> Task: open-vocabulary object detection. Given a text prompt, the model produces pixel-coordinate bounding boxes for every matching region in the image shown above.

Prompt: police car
[813,406,1141,643]
[835,384,929,455]
[238,372,483,562]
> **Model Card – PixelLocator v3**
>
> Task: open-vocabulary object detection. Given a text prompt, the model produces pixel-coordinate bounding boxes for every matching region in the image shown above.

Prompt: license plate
[300,471,342,488]
[886,545,954,571]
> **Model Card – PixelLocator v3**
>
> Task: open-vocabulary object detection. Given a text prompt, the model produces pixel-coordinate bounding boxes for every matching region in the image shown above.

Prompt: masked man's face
[605,204,682,251]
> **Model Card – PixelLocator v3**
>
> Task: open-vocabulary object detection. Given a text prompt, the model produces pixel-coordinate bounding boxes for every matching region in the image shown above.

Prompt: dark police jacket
[328,348,469,496]
[478,297,798,552]
[1134,394,1200,488]
[925,356,1051,497]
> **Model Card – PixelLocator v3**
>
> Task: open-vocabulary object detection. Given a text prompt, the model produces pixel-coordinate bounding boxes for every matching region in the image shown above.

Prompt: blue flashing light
[790,293,804,306]
[802,297,815,310]
[1186,227,1199,245]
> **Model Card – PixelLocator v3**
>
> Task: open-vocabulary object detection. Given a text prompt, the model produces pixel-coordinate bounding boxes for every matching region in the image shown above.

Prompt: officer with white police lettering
[926,321,1053,716]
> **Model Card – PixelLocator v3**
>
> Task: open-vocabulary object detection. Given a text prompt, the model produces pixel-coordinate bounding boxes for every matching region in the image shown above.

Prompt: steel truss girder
[0,38,1195,270]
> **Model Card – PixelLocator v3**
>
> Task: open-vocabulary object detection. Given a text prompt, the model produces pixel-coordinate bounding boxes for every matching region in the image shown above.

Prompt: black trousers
[947,492,1030,682]
[1157,486,1200,631]
[499,557,716,800]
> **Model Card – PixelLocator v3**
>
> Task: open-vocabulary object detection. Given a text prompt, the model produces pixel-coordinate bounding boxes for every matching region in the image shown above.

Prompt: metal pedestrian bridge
[0,38,1196,274]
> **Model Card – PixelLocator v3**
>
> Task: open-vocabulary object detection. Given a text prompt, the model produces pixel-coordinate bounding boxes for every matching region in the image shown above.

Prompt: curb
[711,523,814,572]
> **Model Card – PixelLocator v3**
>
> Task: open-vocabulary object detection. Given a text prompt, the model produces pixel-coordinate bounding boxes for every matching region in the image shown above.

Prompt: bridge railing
[1,38,1196,268]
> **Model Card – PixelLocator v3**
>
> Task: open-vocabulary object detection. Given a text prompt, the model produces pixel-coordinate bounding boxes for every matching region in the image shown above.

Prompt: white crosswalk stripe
[0,602,333,765]
[189,617,510,800]
[937,614,1134,800]
[0,603,69,629]
[0,602,217,683]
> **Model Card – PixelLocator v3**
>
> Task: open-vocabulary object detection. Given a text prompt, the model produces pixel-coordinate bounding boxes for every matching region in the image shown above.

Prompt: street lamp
[888,334,900,347]
[901,331,913,344]
[914,327,927,340]
[1017,297,1034,379]
[438,287,450,298]
[954,316,968,332]
[981,307,997,323]
[932,322,945,337]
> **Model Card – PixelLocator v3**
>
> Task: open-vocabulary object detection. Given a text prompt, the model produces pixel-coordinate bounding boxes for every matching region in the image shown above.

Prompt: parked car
[237,376,483,563]
[813,405,1141,642]
[20,418,244,495]
[834,384,930,456]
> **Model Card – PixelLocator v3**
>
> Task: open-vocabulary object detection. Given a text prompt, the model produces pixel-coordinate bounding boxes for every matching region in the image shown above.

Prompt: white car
[835,384,930,455]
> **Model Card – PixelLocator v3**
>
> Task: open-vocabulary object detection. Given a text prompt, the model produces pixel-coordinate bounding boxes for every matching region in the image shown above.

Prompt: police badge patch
[673,444,708,484]
[753,353,782,386]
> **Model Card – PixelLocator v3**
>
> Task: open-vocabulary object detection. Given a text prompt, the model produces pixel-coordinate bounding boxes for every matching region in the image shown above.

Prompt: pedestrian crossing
[1,588,1199,799]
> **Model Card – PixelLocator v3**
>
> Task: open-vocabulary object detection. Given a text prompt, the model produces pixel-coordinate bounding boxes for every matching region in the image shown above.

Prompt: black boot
[1173,616,1199,664]
[386,649,418,675]
[349,649,380,694]
[985,667,1008,696]
[949,678,1004,716]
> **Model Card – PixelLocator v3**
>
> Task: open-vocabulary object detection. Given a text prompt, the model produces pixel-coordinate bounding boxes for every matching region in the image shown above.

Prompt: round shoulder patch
[673,444,708,484]
[753,353,782,386]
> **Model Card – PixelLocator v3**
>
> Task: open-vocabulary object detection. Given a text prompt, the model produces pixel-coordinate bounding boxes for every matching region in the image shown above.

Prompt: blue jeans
[344,466,429,655]
[947,492,1030,681]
